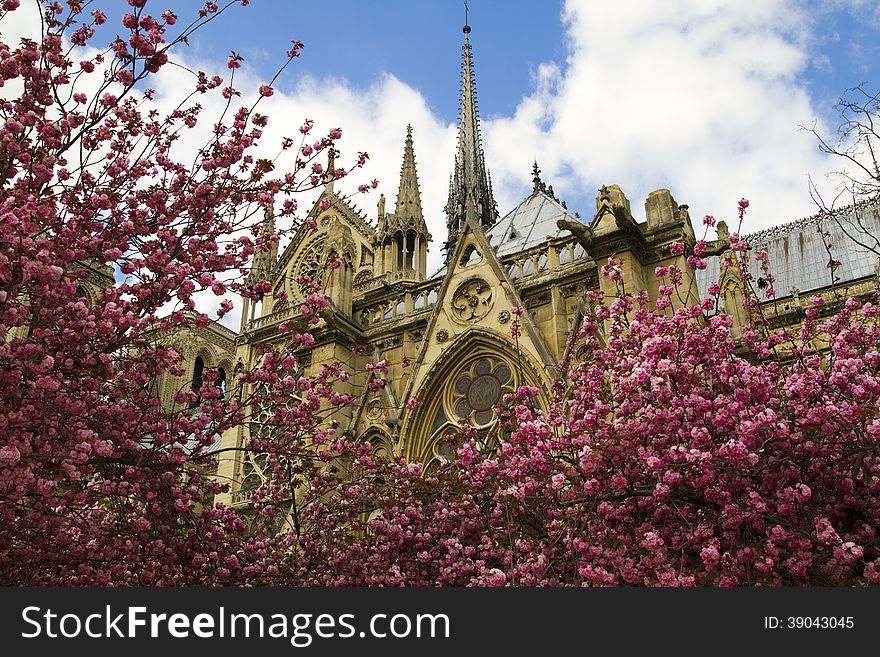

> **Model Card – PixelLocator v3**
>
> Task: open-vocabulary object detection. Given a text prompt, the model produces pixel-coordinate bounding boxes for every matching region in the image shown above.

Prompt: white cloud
[10,0,863,328]
[143,0,867,327]
[483,0,840,236]
[0,0,41,44]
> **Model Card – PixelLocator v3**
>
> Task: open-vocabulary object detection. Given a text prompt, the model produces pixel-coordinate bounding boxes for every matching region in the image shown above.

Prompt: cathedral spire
[245,203,278,299]
[444,20,497,259]
[240,203,280,330]
[393,124,428,234]
[378,126,431,280]
[323,147,336,192]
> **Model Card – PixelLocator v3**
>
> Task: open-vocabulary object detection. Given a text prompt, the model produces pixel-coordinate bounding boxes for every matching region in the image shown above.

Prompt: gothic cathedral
[151,24,880,507]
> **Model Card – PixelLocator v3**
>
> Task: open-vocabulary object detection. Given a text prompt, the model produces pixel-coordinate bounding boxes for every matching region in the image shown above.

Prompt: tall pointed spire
[323,147,336,192]
[444,19,497,259]
[247,203,278,289]
[393,124,428,234]
[378,126,431,280]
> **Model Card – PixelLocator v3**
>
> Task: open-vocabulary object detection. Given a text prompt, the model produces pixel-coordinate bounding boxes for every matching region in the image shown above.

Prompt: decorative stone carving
[377,336,402,350]
[524,291,550,309]
[561,282,583,298]
[451,278,493,323]
[175,334,199,358]
[366,400,384,423]
[497,309,510,324]
[436,329,449,343]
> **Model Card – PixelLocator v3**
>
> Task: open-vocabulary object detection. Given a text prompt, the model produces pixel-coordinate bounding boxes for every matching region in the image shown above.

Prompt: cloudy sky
[142,0,879,276]
[7,0,880,323]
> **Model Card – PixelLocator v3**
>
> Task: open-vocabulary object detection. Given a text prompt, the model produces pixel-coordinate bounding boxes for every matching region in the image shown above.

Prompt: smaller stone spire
[393,125,428,234]
[324,147,336,192]
[377,127,431,280]
[247,203,278,290]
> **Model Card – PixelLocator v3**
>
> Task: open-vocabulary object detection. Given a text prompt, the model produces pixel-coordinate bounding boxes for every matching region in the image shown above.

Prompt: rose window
[451,356,514,427]
[292,238,326,299]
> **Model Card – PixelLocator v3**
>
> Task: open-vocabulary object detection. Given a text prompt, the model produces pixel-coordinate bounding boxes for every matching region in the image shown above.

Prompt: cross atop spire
[444,19,497,259]
[532,160,545,193]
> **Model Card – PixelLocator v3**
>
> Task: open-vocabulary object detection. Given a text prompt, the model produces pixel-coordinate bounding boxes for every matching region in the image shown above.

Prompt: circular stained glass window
[450,357,515,427]
[467,374,500,412]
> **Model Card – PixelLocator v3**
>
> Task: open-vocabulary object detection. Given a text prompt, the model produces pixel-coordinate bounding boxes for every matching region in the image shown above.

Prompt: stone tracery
[451,278,493,322]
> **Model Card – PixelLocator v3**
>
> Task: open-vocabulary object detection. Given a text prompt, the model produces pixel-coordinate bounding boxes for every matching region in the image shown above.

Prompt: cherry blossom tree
[0,0,371,585]
[279,206,880,587]
[807,84,880,208]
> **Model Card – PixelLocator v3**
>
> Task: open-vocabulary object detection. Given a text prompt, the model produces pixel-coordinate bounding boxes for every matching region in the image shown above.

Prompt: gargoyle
[557,218,593,250]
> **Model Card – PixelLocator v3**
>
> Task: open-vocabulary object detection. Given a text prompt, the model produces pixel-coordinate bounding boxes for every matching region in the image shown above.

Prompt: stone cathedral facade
[150,25,880,507]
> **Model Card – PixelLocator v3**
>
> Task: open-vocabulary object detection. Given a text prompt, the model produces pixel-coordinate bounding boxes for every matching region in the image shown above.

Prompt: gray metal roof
[486,191,583,257]
[698,199,880,298]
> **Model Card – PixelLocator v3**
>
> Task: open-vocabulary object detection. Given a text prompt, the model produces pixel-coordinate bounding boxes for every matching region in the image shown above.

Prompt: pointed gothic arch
[361,428,394,460]
[401,327,550,465]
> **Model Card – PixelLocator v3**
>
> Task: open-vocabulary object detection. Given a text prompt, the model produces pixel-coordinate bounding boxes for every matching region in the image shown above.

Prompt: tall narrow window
[217,367,227,400]
[191,356,204,407]
[406,231,416,270]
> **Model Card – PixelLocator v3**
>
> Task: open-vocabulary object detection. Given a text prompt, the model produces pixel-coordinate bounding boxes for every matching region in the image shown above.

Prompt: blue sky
[175,0,880,129]
[187,0,569,121]
[12,0,880,280]
[158,0,880,261]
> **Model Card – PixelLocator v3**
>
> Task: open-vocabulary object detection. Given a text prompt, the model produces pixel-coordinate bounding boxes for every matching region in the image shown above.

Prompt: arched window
[537,253,549,272]
[292,237,326,300]
[191,356,205,407]
[239,453,267,500]
[362,430,392,460]
[419,354,517,470]
[217,367,227,400]
[558,245,573,265]
[405,230,416,270]
[75,285,92,305]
